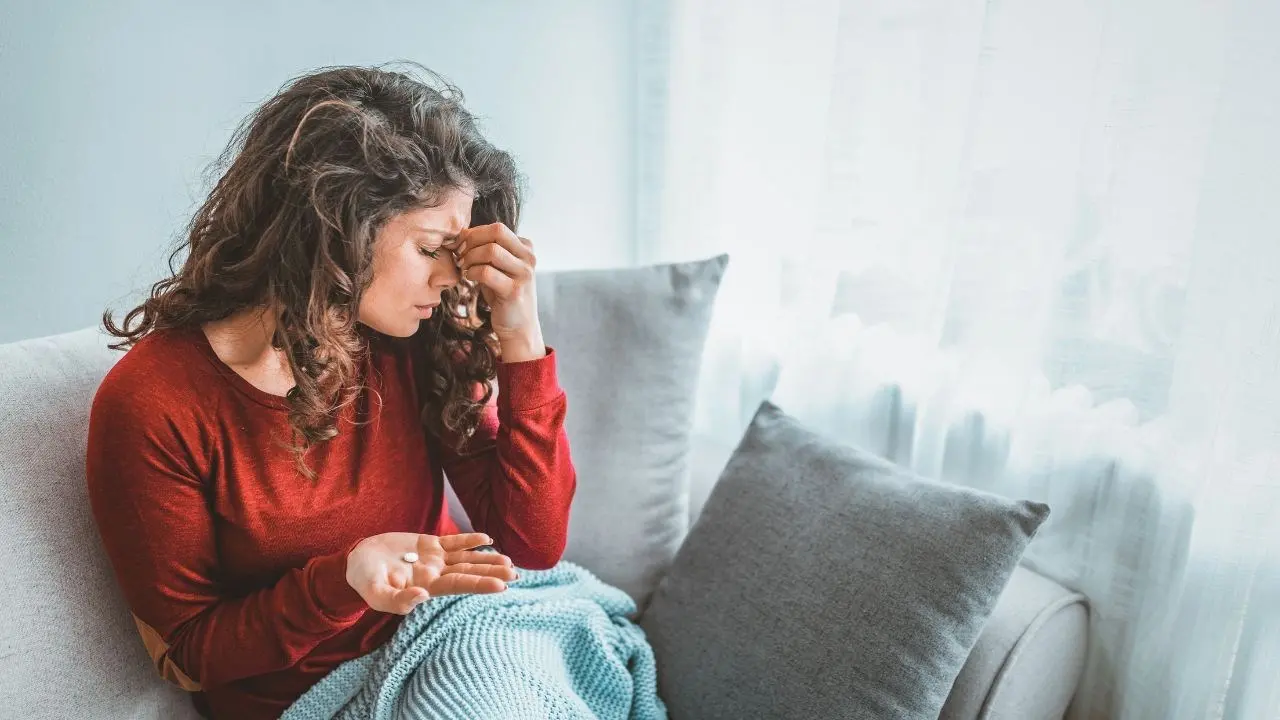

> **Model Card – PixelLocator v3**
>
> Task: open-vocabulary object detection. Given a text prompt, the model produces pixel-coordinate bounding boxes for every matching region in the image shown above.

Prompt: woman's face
[357,186,473,337]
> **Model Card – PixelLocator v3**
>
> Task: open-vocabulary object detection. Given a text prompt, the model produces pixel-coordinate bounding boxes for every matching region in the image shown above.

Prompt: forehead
[394,187,474,235]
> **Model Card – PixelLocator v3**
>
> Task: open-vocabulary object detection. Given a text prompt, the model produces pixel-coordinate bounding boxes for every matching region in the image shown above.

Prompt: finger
[438,533,495,552]
[387,564,413,590]
[416,533,440,555]
[455,223,534,265]
[451,224,486,257]
[429,573,508,596]
[458,242,530,282]
[463,264,516,299]
[370,580,424,612]
[445,550,513,566]
[390,586,430,614]
[370,580,398,606]
[441,563,519,581]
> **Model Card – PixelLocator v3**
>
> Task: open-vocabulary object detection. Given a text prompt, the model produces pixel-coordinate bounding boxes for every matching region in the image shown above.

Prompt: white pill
[402,552,419,563]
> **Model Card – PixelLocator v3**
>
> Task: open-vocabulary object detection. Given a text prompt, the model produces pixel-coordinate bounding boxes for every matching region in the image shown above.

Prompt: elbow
[518,551,563,572]
[137,619,206,693]
[505,533,567,571]
[493,469,575,571]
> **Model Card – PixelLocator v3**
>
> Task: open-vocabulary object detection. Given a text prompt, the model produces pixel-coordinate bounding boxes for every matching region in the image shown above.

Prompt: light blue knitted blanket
[281,561,668,720]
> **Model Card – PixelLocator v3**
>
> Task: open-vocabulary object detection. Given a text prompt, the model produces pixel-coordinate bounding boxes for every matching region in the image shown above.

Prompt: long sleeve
[85,377,369,691]
[438,347,577,570]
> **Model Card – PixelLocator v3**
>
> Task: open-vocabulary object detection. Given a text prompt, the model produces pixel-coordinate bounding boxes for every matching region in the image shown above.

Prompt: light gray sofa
[0,326,1088,719]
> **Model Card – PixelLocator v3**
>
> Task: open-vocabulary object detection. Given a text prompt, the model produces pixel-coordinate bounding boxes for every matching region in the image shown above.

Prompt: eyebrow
[413,226,460,244]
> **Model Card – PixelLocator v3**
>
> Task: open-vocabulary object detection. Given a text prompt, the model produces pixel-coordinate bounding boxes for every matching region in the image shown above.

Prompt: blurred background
[1,0,639,343]
[4,1,1278,718]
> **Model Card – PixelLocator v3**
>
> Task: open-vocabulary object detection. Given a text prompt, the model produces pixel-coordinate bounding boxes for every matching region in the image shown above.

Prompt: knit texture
[281,561,667,720]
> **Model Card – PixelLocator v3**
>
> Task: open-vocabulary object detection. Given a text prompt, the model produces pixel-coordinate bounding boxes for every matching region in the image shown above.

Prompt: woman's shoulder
[87,327,218,487]
[94,326,215,418]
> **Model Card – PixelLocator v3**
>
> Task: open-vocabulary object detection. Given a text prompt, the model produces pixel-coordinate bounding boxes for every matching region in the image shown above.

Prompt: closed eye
[419,246,441,259]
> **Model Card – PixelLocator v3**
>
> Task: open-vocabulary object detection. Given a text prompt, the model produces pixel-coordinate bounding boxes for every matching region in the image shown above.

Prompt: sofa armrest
[941,565,1089,720]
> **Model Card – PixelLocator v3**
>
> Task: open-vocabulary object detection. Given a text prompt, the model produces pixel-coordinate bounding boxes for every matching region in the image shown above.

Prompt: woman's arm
[85,379,368,691]
[437,348,577,570]
[436,222,576,569]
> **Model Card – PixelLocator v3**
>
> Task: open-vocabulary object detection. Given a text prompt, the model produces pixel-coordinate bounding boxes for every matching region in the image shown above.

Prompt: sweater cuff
[306,546,368,622]
[496,346,564,413]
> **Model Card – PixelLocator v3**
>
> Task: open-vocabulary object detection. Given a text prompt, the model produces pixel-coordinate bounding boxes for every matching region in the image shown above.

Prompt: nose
[429,254,461,289]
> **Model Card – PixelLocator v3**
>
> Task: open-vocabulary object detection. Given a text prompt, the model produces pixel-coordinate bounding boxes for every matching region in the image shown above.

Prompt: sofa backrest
[0,328,199,718]
[0,252,726,714]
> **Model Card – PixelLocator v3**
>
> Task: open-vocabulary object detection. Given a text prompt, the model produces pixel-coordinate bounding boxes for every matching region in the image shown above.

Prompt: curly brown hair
[103,63,521,476]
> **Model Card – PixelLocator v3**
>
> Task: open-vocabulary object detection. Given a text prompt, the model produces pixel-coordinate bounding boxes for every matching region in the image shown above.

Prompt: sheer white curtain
[635,0,1280,717]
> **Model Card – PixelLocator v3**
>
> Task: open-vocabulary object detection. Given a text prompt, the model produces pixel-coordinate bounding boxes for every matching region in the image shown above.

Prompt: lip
[415,302,439,319]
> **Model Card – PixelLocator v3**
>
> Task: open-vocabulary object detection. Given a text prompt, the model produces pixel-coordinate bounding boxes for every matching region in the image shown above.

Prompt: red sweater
[85,325,575,719]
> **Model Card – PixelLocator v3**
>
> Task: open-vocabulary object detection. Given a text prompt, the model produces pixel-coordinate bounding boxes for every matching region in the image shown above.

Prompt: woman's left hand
[447,222,545,362]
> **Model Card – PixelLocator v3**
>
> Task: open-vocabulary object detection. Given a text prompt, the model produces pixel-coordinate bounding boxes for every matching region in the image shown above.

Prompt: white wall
[0,0,637,343]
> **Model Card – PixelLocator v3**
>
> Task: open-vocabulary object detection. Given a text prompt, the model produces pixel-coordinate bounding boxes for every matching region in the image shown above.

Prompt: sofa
[0,257,1089,719]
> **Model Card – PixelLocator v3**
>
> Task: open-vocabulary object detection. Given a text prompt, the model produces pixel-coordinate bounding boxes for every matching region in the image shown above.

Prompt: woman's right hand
[345,532,518,614]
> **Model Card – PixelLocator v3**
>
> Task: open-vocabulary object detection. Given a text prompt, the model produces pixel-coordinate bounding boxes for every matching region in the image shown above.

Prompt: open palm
[347,532,517,614]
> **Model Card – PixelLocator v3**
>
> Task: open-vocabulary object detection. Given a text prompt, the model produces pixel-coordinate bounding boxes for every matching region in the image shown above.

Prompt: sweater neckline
[186,325,291,411]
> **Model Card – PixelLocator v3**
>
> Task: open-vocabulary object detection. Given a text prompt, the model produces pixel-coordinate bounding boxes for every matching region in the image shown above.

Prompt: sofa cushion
[639,400,1050,719]
[0,328,199,719]
[445,254,728,608]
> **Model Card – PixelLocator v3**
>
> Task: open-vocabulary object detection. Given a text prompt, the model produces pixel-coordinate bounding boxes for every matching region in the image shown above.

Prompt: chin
[387,320,423,338]
[359,317,421,339]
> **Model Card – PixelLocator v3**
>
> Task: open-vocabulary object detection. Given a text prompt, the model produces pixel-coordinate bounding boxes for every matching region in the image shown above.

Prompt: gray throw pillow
[639,401,1050,719]
[447,254,729,609]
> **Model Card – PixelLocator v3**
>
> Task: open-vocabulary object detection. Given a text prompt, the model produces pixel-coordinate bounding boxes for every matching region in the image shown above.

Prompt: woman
[85,64,576,719]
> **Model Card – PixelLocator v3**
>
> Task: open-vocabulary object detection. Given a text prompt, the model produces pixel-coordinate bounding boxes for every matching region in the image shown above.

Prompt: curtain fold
[635,0,1280,717]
